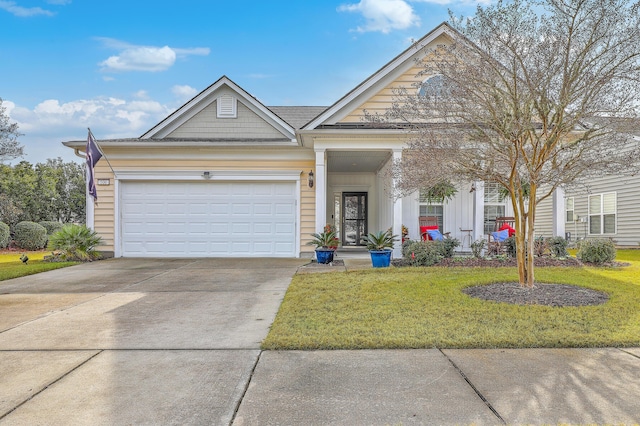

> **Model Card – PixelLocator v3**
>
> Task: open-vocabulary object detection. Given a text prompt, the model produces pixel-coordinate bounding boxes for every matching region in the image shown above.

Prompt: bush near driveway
[13,221,48,250]
[263,250,640,350]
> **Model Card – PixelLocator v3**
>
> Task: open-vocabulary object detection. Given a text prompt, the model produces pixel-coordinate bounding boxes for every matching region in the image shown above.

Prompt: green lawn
[0,251,78,282]
[263,250,640,350]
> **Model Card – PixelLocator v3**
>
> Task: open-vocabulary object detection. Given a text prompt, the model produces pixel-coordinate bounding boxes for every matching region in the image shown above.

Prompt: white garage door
[120,181,297,257]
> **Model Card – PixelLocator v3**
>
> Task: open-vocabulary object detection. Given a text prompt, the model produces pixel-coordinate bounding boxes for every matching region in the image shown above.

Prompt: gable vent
[217,95,237,118]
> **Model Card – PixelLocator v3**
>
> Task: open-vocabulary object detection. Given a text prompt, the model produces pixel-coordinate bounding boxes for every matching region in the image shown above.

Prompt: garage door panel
[121,181,297,257]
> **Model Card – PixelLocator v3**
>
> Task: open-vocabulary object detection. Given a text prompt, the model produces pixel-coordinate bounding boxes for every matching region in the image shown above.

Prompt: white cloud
[101,45,177,72]
[172,85,198,102]
[97,38,210,73]
[338,0,420,33]
[412,0,492,4]
[6,95,175,163]
[0,1,54,17]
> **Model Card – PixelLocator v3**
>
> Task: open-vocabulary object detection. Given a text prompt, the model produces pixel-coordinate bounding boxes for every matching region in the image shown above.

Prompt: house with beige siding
[63,23,569,258]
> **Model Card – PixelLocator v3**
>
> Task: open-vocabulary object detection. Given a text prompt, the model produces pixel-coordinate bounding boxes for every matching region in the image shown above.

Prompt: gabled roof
[303,22,462,130]
[141,75,297,141]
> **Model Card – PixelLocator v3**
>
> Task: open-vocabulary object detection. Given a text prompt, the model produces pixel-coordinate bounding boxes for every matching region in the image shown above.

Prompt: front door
[342,192,367,246]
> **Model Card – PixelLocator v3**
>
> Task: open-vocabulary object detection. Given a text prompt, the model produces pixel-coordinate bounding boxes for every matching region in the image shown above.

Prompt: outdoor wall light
[308,170,314,188]
[203,171,211,179]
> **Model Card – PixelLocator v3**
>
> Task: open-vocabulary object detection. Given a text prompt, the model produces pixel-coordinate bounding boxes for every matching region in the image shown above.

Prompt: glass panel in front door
[342,193,367,246]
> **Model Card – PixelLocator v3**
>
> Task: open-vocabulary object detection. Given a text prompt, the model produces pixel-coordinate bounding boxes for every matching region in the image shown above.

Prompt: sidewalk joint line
[439,349,506,425]
[0,350,103,421]
[618,347,640,360]
[229,350,262,425]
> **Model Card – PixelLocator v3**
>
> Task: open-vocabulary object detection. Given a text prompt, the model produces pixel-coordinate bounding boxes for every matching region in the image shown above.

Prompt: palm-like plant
[306,229,339,249]
[366,229,399,251]
[48,224,103,261]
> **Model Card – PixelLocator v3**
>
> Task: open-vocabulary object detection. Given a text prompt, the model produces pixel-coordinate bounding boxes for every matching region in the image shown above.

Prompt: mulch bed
[436,256,583,267]
[463,282,609,307]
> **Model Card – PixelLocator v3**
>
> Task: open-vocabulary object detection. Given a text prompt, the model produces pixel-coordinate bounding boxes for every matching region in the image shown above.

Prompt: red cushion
[499,223,516,237]
[420,225,439,240]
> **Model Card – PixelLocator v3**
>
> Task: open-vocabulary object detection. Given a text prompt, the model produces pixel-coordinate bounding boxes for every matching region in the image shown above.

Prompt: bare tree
[383,0,640,287]
[0,98,24,163]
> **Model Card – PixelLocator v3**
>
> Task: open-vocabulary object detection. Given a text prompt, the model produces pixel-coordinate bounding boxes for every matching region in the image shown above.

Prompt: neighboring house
[63,23,568,258]
[557,131,640,247]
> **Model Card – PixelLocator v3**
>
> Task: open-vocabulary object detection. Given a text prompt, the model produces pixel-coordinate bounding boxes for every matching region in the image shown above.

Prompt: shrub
[39,221,64,235]
[503,236,517,257]
[0,222,9,249]
[577,238,617,264]
[547,236,569,257]
[402,241,444,266]
[48,224,103,261]
[402,238,458,266]
[441,238,460,258]
[13,221,48,250]
[470,239,485,258]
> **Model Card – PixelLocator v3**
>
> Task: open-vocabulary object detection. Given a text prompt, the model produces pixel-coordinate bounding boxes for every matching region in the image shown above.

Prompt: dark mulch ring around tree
[463,282,609,307]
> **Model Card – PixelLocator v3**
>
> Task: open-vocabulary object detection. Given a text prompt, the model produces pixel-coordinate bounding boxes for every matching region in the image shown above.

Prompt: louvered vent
[217,95,237,118]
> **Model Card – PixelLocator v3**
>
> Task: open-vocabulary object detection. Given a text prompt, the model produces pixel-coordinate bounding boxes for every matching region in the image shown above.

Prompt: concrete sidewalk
[1,259,639,425]
[234,348,640,425]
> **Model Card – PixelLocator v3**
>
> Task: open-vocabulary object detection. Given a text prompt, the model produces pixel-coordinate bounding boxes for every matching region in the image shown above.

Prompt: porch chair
[419,216,441,241]
[487,216,516,255]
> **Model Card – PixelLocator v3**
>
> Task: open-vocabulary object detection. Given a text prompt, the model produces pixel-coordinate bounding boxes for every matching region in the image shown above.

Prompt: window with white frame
[588,192,616,235]
[565,197,575,222]
[419,190,443,232]
[483,182,506,234]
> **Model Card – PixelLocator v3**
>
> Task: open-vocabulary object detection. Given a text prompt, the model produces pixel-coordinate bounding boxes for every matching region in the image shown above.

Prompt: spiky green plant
[48,224,103,261]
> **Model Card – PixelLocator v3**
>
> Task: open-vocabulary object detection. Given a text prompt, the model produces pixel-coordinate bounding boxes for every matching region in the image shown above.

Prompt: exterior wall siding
[565,173,640,246]
[167,100,287,140]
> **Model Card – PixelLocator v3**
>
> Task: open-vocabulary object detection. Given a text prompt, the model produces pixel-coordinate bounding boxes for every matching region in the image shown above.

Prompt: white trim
[392,149,403,258]
[114,179,121,257]
[114,170,302,182]
[314,149,327,232]
[588,191,617,235]
[552,187,565,238]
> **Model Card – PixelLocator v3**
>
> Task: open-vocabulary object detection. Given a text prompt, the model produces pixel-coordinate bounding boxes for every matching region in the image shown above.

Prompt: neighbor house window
[565,197,574,222]
[588,192,616,235]
[419,190,443,232]
[484,182,506,234]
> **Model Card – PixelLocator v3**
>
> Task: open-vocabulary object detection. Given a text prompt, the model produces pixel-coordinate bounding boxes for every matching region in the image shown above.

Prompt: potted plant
[307,228,339,264]
[366,229,399,268]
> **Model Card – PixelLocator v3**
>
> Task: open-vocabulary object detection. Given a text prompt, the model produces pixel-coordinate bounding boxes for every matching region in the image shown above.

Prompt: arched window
[417,74,446,97]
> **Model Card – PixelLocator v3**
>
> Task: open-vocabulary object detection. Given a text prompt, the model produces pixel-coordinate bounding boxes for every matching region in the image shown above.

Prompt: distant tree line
[0,158,85,226]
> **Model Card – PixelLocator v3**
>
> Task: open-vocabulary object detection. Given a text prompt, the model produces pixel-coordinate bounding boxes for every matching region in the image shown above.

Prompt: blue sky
[1,0,488,164]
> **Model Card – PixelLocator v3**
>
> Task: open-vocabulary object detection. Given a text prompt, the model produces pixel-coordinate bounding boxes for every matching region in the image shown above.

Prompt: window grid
[588,192,616,235]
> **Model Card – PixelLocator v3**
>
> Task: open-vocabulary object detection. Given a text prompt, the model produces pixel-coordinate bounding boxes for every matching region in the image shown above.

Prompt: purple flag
[86,131,103,202]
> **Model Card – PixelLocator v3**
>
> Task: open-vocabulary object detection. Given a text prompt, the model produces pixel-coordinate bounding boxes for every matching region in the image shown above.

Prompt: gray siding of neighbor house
[167,100,288,140]
[534,195,554,238]
[565,173,640,247]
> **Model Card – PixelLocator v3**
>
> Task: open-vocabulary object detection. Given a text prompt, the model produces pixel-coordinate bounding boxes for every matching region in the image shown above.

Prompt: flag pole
[87,128,117,178]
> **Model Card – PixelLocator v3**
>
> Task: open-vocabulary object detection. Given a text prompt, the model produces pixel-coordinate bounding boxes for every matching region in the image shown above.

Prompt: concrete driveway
[0,258,306,425]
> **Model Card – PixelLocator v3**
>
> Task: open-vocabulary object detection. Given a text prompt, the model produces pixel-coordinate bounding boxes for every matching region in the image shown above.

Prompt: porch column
[552,187,566,238]
[392,149,403,258]
[473,180,485,241]
[314,148,327,232]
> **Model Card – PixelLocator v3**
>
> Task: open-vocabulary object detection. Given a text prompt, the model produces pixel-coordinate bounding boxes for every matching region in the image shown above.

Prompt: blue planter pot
[370,249,392,268]
[315,249,335,264]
